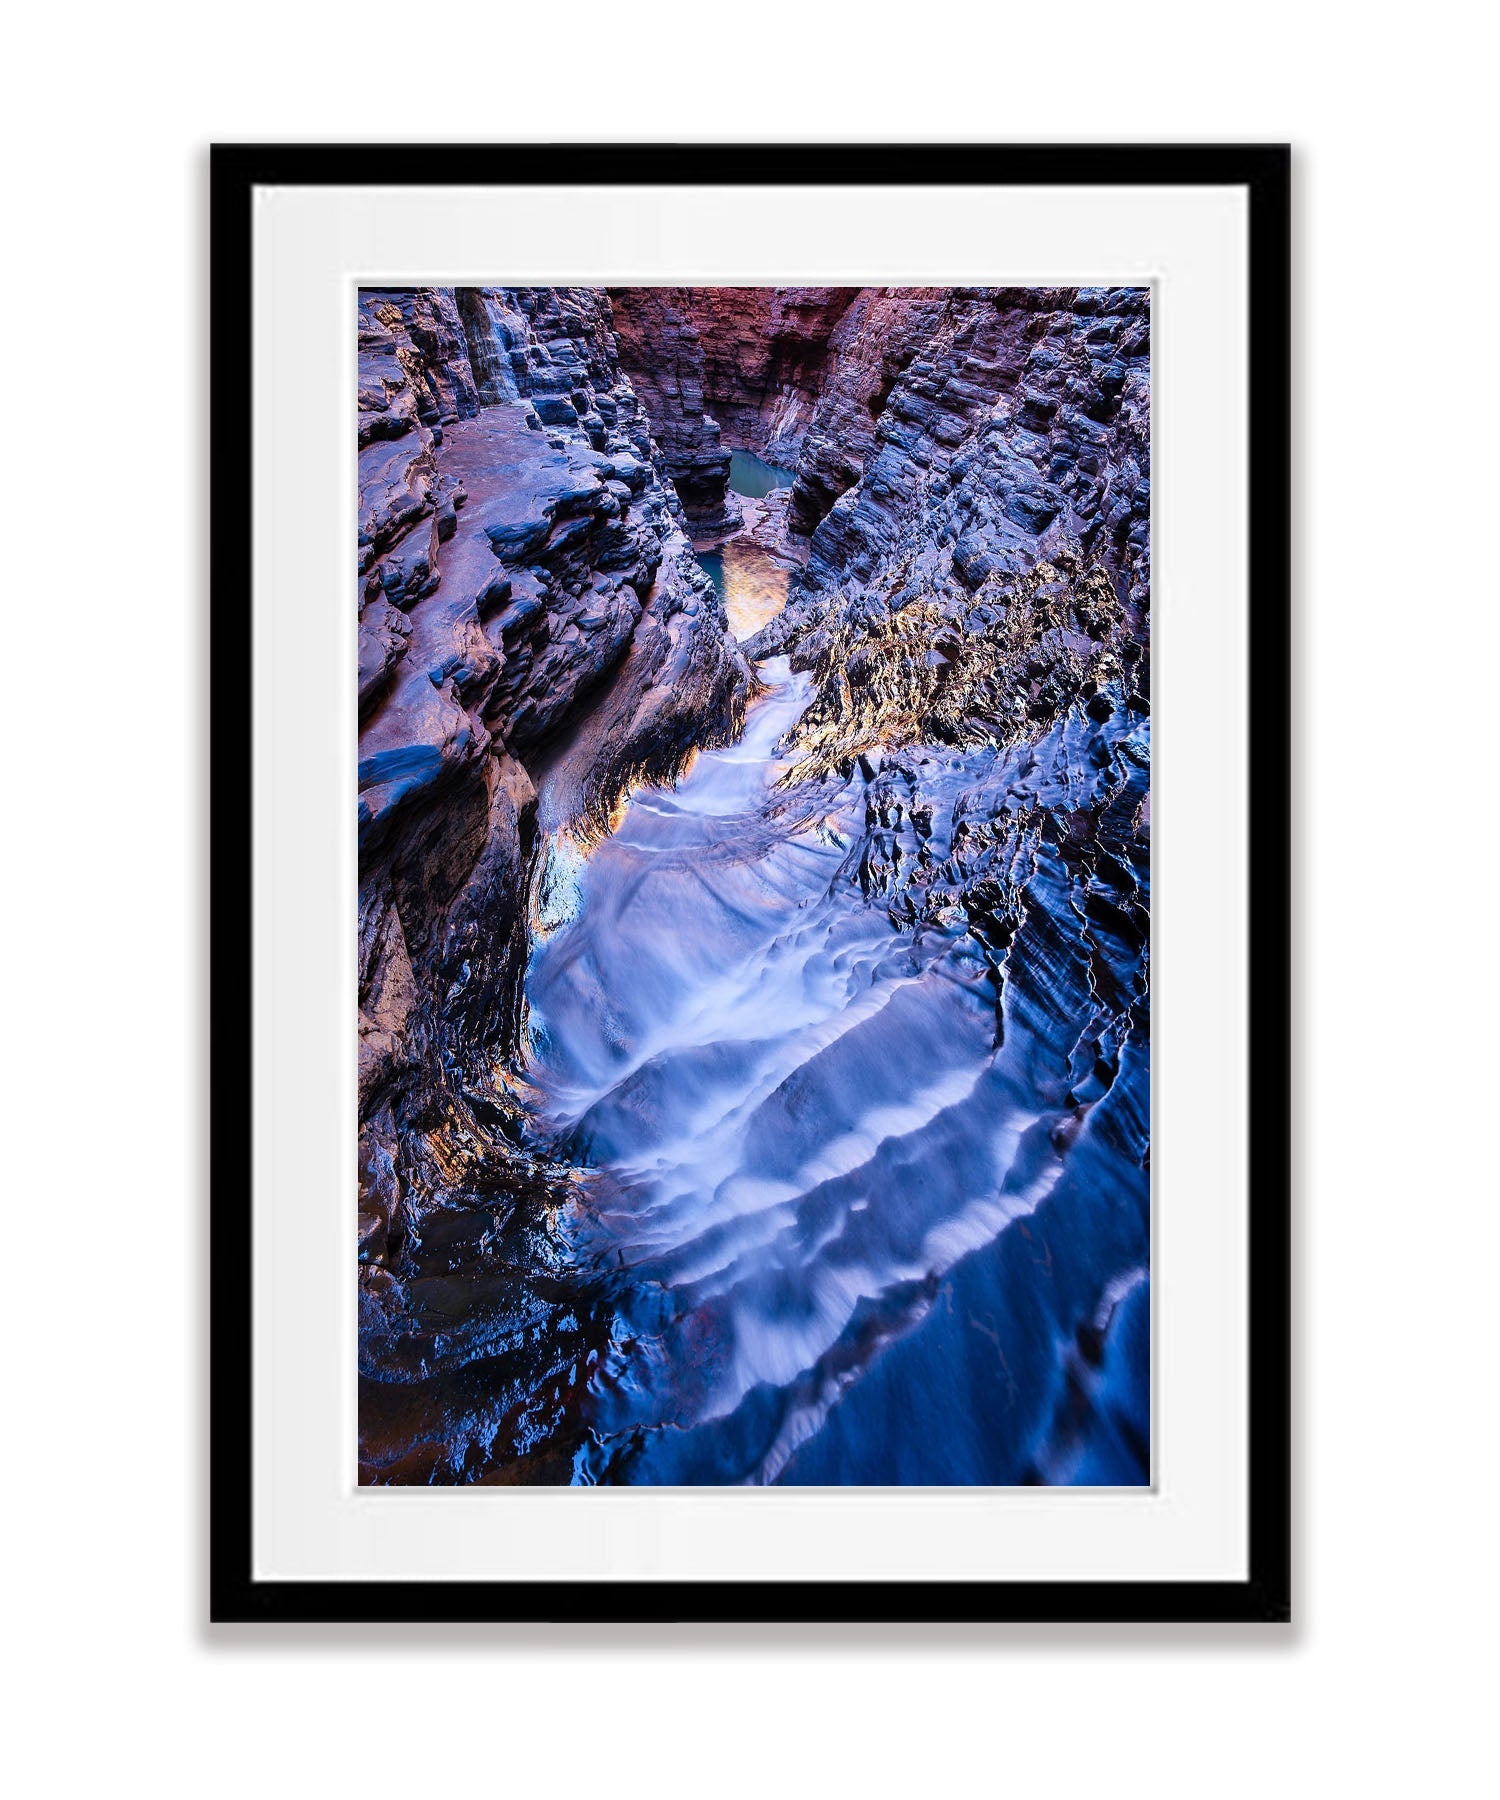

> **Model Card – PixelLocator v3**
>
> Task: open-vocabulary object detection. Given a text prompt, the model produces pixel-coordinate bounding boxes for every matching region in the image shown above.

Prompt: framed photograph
[212,143,1290,1622]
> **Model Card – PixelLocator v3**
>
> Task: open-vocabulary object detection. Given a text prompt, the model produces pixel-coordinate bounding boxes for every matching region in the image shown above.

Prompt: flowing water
[527,663,992,1481]
[519,442,1150,1486]
[523,649,1151,1485]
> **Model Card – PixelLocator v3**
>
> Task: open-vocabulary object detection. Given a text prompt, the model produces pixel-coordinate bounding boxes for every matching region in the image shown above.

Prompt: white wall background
[5,4,1494,1795]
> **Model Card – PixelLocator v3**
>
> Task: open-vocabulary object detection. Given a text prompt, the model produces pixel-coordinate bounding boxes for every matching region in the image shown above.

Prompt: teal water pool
[727,448,796,499]
[693,449,798,639]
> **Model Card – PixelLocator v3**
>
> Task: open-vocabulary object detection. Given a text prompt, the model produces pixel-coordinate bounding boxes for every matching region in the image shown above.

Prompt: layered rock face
[604,289,739,541]
[742,286,1152,1481]
[752,287,1150,744]
[609,287,862,534]
[779,288,949,534]
[356,288,751,1482]
[678,287,861,459]
[608,286,1128,562]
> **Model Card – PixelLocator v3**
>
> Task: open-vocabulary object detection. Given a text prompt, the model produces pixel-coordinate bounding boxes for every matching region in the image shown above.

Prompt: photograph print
[356,285,1151,1487]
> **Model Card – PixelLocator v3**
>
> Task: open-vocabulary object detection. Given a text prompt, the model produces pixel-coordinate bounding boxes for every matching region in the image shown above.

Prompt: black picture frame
[210,142,1290,1625]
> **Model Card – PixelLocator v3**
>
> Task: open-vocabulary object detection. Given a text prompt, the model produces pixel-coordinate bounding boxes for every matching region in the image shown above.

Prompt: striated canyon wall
[357,287,751,1480]
[606,286,1135,566]
[609,286,869,538]
[747,286,1152,1482]
[610,286,859,461]
[603,289,739,540]
[753,285,1151,735]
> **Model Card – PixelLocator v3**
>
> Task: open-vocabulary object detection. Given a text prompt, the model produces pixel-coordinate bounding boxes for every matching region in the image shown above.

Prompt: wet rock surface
[523,670,1149,1485]
[357,285,1150,1485]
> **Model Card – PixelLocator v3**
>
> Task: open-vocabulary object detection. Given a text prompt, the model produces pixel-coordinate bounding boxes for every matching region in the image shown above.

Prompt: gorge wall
[606,286,1134,558]
[754,285,1150,734]
[357,288,752,1481]
[744,286,1152,1484]
[607,286,933,541]
[356,284,1150,1485]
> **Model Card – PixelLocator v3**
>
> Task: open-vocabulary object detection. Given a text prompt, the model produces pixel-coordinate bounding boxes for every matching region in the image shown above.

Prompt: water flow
[524,660,1064,1484]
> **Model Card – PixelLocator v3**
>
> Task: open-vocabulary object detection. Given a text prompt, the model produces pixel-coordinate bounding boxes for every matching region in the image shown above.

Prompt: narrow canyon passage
[693,451,797,639]
[523,657,998,1482]
[357,285,1152,1486]
[522,458,1148,1484]
[525,649,1149,1485]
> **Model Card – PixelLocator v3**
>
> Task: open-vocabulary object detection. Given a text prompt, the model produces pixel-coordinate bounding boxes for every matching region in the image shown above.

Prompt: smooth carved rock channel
[357,285,1151,1486]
